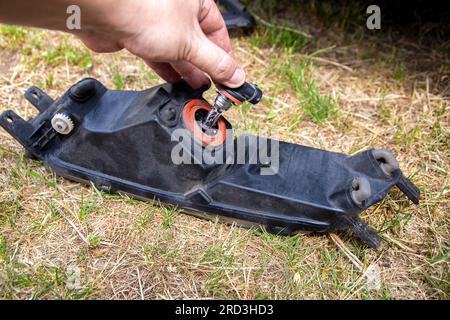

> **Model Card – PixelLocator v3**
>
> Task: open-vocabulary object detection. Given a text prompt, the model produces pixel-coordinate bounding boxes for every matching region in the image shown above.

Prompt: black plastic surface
[218,0,256,30]
[0,78,420,248]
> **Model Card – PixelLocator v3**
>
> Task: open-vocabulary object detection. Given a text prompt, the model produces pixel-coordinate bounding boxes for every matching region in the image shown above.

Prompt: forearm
[0,0,132,36]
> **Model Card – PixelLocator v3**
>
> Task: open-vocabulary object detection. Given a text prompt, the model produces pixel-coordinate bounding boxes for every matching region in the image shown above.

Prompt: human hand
[75,0,246,89]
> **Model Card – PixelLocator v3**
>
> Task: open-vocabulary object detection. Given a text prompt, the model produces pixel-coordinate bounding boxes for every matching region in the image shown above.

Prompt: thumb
[188,35,246,88]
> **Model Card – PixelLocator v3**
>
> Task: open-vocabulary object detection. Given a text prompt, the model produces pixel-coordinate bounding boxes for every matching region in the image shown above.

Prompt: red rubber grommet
[182,99,227,147]
[218,89,242,104]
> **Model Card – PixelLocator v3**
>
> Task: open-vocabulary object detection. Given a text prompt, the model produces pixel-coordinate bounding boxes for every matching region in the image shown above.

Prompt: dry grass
[0,2,448,299]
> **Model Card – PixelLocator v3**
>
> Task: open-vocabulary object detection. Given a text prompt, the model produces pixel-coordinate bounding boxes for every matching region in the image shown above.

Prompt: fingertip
[164,73,183,84]
[186,76,211,90]
[182,68,211,89]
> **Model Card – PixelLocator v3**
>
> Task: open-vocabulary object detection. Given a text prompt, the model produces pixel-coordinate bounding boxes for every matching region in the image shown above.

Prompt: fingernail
[228,68,246,86]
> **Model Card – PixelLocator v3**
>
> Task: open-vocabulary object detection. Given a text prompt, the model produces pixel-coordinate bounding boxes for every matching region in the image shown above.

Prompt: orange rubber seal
[182,99,227,147]
[218,89,242,105]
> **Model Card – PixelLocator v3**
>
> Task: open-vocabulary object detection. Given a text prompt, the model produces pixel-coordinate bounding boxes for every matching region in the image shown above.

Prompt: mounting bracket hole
[32,91,40,100]
[372,149,399,176]
[351,177,372,205]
